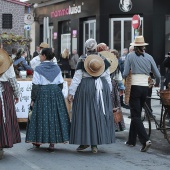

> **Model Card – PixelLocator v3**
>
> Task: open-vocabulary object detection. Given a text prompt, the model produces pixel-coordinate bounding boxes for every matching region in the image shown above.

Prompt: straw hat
[130,36,149,46]
[84,55,105,77]
[39,42,49,48]
[0,49,12,74]
[99,51,118,73]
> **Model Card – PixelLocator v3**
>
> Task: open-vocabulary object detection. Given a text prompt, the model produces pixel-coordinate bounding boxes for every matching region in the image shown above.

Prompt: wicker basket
[160,83,170,106]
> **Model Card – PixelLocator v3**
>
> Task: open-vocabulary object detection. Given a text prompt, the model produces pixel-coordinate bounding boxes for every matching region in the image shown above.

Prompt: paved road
[1,87,170,170]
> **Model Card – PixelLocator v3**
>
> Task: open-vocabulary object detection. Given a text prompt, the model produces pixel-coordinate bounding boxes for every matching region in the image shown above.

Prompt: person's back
[119,48,128,74]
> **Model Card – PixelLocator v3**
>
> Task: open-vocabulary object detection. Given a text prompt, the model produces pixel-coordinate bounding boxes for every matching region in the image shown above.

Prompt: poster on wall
[61,33,71,53]
[15,81,32,119]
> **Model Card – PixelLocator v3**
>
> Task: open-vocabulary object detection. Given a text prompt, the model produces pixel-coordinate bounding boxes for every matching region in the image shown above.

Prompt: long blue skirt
[25,84,70,144]
[70,77,115,145]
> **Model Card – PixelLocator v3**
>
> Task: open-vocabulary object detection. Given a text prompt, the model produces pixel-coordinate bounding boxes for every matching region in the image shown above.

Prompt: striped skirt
[70,77,115,145]
[25,84,70,144]
[0,82,21,148]
[111,80,126,132]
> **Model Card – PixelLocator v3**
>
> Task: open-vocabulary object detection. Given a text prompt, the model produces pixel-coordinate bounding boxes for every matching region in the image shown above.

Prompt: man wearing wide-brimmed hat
[123,36,161,152]
[68,38,115,153]
[0,49,21,159]
[30,42,49,70]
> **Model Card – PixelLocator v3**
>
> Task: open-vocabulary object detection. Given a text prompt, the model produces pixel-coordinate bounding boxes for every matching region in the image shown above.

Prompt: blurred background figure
[30,42,49,70]
[69,49,79,78]
[13,48,33,75]
[33,46,40,58]
[51,47,58,65]
[163,52,170,89]
[60,48,71,78]
[129,45,134,53]
[11,48,17,61]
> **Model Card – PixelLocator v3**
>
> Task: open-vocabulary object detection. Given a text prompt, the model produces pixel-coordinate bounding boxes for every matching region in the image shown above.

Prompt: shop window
[2,14,12,29]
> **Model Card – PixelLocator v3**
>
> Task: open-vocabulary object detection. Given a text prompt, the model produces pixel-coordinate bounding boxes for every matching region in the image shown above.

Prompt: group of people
[1,35,169,160]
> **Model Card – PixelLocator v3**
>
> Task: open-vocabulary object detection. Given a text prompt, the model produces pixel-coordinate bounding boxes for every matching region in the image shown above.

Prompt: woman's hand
[68,94,73,104]
[30,100,34,107]
[14,98,19,104]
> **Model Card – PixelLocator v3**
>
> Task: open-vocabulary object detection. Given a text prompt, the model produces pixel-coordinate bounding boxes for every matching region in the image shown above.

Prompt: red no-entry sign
[132,15,140,29]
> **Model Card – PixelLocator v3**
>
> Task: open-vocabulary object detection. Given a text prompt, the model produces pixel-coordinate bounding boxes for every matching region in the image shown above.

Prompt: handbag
[113,108,123,123]
[62,81,68,98]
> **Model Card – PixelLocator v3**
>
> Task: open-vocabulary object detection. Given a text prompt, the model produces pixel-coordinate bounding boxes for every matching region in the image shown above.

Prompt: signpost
[132,14,141,29]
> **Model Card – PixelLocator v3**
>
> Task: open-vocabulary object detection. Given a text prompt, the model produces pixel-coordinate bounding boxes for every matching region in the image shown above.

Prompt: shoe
[46,144,54,152]
[0,149,4,160]
[91,146,98,153]
[32,143,40,148]
[46,147,54,152]
[125,141,135,147]
[76,145,90,151]
[140,140,151,152]
[121,103,130,109]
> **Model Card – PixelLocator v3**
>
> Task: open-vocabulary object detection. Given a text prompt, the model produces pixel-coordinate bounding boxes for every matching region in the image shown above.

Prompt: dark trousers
[70,69,75,78]
[128,85,149,145]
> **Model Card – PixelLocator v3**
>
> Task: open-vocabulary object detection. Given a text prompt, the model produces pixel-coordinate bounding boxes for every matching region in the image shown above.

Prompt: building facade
[0,0,28,54]
[33,0,170,73]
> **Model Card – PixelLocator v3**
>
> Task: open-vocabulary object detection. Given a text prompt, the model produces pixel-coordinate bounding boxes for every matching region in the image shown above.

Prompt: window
[2,14,12,29]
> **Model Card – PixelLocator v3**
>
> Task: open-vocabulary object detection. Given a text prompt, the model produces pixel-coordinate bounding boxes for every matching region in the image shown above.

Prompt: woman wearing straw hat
[123,36,161,152]
[0,49,21,159]
[68,39,115,153]
[96,43,126,132]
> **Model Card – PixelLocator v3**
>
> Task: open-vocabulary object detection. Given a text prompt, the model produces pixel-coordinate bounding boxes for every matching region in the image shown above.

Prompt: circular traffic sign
[132,15,140,29]
[24,14,34,25]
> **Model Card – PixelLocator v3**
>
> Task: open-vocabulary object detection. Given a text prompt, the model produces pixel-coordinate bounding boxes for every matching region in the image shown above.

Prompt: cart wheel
[163,107,170,144]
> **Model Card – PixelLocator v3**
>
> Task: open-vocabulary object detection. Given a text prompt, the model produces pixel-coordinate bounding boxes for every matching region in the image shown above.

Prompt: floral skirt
[25,84,70,144]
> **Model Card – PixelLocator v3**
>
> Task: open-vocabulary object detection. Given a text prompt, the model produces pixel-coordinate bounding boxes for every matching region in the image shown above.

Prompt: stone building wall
[0,0,25,54]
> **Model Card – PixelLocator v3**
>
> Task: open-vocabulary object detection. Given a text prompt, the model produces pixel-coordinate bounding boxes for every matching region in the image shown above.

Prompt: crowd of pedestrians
[1,35,169,160]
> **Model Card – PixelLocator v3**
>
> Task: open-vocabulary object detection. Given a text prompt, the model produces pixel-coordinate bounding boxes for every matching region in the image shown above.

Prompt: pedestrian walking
[69,49,79,78]
[60,48,71,78]
[0,49,21,159]
[123,36,161,152]
[68,39,115,153]
[25,48,70,152]
[96,43,126,132]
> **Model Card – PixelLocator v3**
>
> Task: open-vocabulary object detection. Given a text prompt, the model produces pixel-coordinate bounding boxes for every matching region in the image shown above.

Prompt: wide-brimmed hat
[40,42,49,48]
[99,51,118,73]
[84,55,105,77]
[130,36,149,46]
[0,49,12,74]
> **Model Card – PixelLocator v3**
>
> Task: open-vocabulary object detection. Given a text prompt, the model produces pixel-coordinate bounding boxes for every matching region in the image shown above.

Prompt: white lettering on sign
[132,20,139,24]
[51,5,81,18]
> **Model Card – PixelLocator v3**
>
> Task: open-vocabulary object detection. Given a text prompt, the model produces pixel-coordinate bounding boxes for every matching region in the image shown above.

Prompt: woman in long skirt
[0,49,21,159]
[25,48,70,152]
[68,39,115,153]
